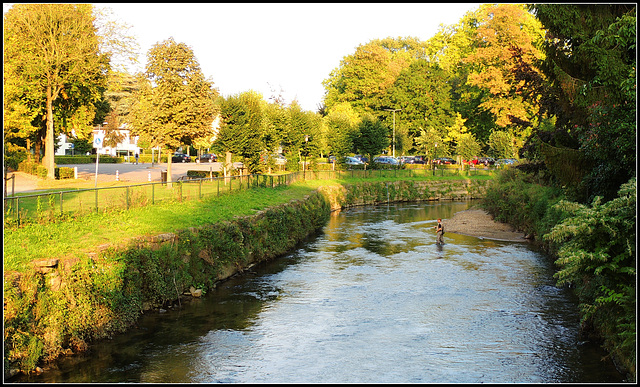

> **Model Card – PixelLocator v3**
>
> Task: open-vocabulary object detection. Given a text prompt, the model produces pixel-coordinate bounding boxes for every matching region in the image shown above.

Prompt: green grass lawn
[3,174,492,272]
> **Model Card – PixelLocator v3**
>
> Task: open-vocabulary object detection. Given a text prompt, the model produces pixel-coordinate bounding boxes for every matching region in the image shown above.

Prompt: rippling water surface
[15,201,625,383]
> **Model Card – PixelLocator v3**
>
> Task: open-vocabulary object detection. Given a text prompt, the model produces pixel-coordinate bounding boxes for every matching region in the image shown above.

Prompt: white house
[56,115,220,157]
[55,124,141,159]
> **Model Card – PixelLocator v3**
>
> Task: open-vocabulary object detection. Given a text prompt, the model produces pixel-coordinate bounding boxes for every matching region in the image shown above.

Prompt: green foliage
[18,161,48,178]
[214,91,265,173]
[488,130,516,159]
[4,3,110,179]
[322,38,418,115]
[130,37,217,158]
[482,167,564,241]
[54,155,123,164]
[456,133,482,161]
[352,114,390,162]
[414,128,444,161]
[324,112,355,161]
[383,60,454,140]
[544,178,636,369]
[530,4,636,202]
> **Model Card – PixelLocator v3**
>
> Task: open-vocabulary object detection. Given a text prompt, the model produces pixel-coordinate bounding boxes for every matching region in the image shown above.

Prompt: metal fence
[3,166,492,225]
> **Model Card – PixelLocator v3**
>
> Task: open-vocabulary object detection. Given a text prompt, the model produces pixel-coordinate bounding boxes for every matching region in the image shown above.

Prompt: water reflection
[13,201,625,383]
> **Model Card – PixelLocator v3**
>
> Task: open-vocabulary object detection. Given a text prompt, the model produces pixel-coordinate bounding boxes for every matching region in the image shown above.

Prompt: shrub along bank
[3,177,489,378]
[481,168,636,381]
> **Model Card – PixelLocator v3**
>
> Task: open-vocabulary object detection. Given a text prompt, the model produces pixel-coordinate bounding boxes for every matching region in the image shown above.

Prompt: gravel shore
[442,208,528,242]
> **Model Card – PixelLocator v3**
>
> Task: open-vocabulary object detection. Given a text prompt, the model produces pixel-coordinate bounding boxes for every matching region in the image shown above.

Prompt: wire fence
[3,166,492,226]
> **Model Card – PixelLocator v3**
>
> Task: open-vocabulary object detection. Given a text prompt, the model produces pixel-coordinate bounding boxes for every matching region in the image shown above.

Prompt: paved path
[4,161,235,195]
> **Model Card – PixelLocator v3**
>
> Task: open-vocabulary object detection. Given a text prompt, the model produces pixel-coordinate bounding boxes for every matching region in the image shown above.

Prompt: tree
[322,38,418,116]
[4,4,110,178]
[462,4,546,143]
[488,130,515,159]
[414,128,445,164]
[352,114,390,163]
[214,91,265,174]
[130,38,218,182]
[324,111,355,166]
[456,133,482,162]
[530,4,636,202]
[383,60,454,142]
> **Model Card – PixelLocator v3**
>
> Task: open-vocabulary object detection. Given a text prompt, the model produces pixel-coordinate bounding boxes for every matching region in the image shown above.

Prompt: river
[13,201,625,383]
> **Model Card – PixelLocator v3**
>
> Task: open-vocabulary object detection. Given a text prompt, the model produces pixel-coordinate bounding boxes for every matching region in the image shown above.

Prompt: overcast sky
[5,3,481,112]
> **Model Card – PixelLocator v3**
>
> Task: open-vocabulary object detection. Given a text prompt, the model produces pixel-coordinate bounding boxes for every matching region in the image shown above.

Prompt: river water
[14,201,626,383]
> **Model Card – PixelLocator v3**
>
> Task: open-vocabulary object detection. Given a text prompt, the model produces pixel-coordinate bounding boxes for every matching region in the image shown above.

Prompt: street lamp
[383,108,402,158]
[303,134,309,180]
[433,142,438,174]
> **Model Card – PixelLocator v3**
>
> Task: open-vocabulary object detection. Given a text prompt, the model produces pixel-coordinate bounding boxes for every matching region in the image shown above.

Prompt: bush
[186,170,221,178]
[4,150,28,171]
[54,155,124,164]
[55,167,75,180]
[17,160,48,178]
[483,168,636,380]
[544,178,636,375]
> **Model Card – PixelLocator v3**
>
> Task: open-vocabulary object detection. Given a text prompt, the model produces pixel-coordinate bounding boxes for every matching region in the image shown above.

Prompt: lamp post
[303,134,309,180]
[433,142,438,175]
[383,108,402,158]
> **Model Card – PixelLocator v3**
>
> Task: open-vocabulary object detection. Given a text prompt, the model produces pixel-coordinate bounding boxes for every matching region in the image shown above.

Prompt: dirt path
[442,208,528,242]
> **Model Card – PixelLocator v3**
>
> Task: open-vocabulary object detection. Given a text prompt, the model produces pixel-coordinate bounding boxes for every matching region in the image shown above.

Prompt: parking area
[69,161,227,183]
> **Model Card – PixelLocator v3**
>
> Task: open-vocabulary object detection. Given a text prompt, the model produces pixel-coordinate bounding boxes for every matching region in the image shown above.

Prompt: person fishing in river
[434,218,444,245]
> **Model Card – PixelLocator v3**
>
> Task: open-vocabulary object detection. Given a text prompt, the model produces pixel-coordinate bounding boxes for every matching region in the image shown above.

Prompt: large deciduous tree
[131,38,217,182]
[462,4,546,143]
[322,38,420,116]
[4,4,110,179]
[383,60,454,143]
[530,4,636,202]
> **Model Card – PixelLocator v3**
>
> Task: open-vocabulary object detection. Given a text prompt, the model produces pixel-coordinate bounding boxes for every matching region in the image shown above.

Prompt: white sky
[5,3,481,112]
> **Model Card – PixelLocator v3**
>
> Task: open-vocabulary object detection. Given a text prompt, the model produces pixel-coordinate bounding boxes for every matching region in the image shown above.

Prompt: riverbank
[442,207,529,242]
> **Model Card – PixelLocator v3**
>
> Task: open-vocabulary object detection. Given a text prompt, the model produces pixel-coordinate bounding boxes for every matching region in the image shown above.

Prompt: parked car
[374,156,400,165]
[495,158,518,166]
[273,154,287,165]
[197,153,217,163]
[400,156,424,164]
[354,155,369,163]
[412,156,426,164]
[260,153,287,165]
[477,157,495,166]
[345,156,364,165]
[172,153,191,163]
[433,157,456,165]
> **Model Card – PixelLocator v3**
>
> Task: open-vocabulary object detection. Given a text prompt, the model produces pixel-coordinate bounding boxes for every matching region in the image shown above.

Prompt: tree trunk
[43,84,56,179]
[167,149,173,184]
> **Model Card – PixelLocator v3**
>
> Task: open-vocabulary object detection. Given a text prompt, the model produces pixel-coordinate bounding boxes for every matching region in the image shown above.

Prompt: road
[4,161,242,195]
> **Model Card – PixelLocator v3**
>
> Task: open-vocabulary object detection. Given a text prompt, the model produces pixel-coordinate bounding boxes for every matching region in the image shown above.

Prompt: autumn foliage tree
[462,4,546,144]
